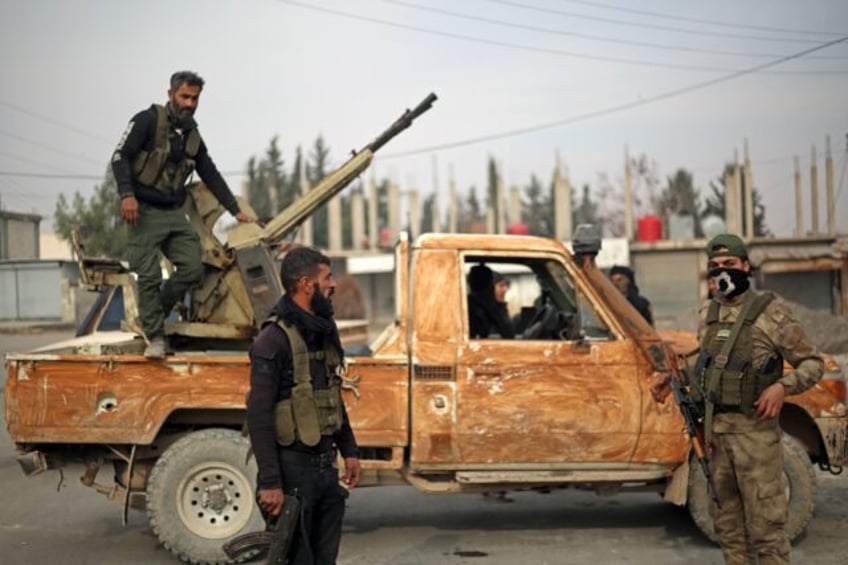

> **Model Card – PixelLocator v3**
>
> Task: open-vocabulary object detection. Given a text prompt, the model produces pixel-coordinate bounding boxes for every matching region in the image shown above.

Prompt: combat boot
[144,337,166,358]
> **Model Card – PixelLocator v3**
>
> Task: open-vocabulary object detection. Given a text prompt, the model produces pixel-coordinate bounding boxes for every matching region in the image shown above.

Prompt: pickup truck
[6,230,847,564]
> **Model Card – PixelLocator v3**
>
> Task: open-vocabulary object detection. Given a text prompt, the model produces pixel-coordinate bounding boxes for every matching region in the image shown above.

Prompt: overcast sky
[1,0,847,238]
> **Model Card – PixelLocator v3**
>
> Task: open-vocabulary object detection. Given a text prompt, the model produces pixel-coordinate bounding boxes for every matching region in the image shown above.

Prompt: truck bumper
[816,416,848,468]
[16,450,48,477]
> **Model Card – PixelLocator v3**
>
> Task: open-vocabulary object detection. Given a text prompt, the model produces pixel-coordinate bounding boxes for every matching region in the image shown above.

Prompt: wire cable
[386,0,848,60]
[0,100,114,145]
[279,0,846,73]
[484,0,838,44]
[0,129,107,166]
[557,0,847,38]
[378,35,848,158]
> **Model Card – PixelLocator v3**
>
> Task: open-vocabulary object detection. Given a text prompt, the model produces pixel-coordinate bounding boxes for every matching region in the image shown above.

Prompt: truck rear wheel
[687,434,816,544]
[146,428,265,564]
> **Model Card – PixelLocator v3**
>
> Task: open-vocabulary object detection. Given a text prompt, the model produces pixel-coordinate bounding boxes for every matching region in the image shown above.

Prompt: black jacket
[468,291,515,339]
[111,104,240,214]
[246,297,358,490]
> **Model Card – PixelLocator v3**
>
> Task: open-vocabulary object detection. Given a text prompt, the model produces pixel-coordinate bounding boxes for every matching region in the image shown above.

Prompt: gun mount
[75,93,437,348]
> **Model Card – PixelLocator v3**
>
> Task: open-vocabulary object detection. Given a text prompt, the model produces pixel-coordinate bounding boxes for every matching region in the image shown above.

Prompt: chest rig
[691,292,782,417]
[271,319,344,447]
[131,104,201,195]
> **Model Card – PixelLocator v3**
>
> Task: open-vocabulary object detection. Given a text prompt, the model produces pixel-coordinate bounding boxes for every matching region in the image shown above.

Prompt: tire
[687,434,817,544]
[146,428,265,564]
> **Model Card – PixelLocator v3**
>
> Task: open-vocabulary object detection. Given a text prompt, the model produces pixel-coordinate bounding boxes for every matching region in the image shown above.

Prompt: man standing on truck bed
[111,70,252,358]
[652,234,823,565]
[247,246,361,564]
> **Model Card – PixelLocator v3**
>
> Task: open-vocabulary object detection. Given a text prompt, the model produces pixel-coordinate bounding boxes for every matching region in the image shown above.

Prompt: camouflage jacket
[697,289,824,432]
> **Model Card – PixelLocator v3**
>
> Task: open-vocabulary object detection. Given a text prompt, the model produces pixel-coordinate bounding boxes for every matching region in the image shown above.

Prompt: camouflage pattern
[697,289,824,564]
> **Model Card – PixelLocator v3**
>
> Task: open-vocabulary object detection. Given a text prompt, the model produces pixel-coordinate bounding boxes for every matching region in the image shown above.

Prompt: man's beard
[310,283,334,319]
[166,102,196,128]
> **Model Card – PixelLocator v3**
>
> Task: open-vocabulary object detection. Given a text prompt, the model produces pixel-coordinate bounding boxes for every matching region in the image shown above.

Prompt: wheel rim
[176,461,254,539]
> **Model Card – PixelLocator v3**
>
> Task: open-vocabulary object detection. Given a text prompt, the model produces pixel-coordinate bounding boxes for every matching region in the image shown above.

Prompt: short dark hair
[170,70,205,91]
[280,247,331,294]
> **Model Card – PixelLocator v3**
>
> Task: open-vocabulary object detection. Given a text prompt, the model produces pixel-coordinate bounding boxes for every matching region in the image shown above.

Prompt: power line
[0,100,114,145]
[378,35,848,157]
[558,0,847,38]
[0,129,107,167]
[485,0,836,44]
[281,0,846,74]
[0,169,247,180]
[0,149,85,175]
[386,0,848,60]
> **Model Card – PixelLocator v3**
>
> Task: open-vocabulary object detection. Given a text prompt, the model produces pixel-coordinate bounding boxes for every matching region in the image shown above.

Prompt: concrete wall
[0,211,41,260]
[0,260,79,322]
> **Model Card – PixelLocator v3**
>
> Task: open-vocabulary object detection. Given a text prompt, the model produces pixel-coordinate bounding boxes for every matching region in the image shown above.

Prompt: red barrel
[637,215,662,241]
[506,222,530,235]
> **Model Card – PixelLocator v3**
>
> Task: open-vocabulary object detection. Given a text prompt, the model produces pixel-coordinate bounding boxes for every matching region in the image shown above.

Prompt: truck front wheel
[146,428,265,564]
[687,434,816,544]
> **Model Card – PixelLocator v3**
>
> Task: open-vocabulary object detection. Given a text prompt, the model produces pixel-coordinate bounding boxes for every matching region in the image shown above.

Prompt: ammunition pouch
[272,318,344,447]
[697,293,778,416]
[130,104,200,195]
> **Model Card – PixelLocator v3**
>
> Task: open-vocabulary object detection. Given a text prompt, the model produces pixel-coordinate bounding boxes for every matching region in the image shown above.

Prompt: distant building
[0,210,41,259]
[39,232,73,260]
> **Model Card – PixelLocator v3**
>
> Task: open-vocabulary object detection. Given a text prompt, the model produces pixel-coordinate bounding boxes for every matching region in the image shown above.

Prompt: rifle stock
[222,494,301,563]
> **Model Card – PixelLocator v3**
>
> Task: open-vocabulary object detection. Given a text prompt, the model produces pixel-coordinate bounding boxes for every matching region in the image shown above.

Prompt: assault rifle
[223,494,301,564]
[670,379,721,508]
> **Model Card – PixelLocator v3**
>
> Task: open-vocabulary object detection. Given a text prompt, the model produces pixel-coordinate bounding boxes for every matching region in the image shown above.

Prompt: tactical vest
[690,292,783,417]
[130,104,201,195]
[271,318,344,447]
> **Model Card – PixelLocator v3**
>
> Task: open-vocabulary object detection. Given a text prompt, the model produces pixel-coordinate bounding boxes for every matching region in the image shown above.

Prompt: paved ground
[1,330,847,565]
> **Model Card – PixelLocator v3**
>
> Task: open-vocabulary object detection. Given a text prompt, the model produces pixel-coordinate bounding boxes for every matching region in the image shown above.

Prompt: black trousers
[272,450,349,565]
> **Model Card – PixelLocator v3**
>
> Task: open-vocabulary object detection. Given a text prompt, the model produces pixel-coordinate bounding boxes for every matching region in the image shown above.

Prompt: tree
[658,168,704,237]
[593,173,624,237]
[245,155,271,221]
[244,136,290,222]
[702,164,771,237]
[263,136,287,213]
[573,184,601,229]
[53,170,129,257]
[522,174,553,236]
[420,192,436,234]
[486,156,499,230]
[628,153,661,218]
[460,185,484,232]
[306,136,332,249]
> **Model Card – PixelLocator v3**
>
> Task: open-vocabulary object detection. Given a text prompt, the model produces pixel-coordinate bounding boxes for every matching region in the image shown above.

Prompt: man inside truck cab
[111,70,253,358]
[467,264,515,339]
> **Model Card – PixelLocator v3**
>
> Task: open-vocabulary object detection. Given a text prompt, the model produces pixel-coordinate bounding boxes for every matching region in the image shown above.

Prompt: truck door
[452,254,642,467]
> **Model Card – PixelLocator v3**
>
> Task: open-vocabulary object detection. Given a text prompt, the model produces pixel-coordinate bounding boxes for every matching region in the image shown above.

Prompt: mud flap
[663,458,689,506]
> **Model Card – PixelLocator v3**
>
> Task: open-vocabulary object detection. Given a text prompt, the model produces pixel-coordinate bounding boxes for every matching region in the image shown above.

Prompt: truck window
[463,257,611,342]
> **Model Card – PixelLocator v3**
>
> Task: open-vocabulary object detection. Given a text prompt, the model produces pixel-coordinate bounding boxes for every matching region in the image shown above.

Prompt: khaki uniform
[697,290,823,565]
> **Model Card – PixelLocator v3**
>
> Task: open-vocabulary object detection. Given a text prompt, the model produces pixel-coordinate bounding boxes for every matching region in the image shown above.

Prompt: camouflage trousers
[709,427,790,565]
[126,202,203,340]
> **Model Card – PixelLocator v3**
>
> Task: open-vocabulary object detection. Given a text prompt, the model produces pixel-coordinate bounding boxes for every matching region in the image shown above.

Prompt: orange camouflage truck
[5,230,848,564]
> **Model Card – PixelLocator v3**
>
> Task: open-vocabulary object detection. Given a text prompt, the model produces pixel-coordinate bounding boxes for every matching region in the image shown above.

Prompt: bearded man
[246,246,361,564]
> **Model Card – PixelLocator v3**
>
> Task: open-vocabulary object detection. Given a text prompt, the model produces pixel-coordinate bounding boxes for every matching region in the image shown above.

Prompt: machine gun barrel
[365,92,437,153]
[229,93,437,250]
